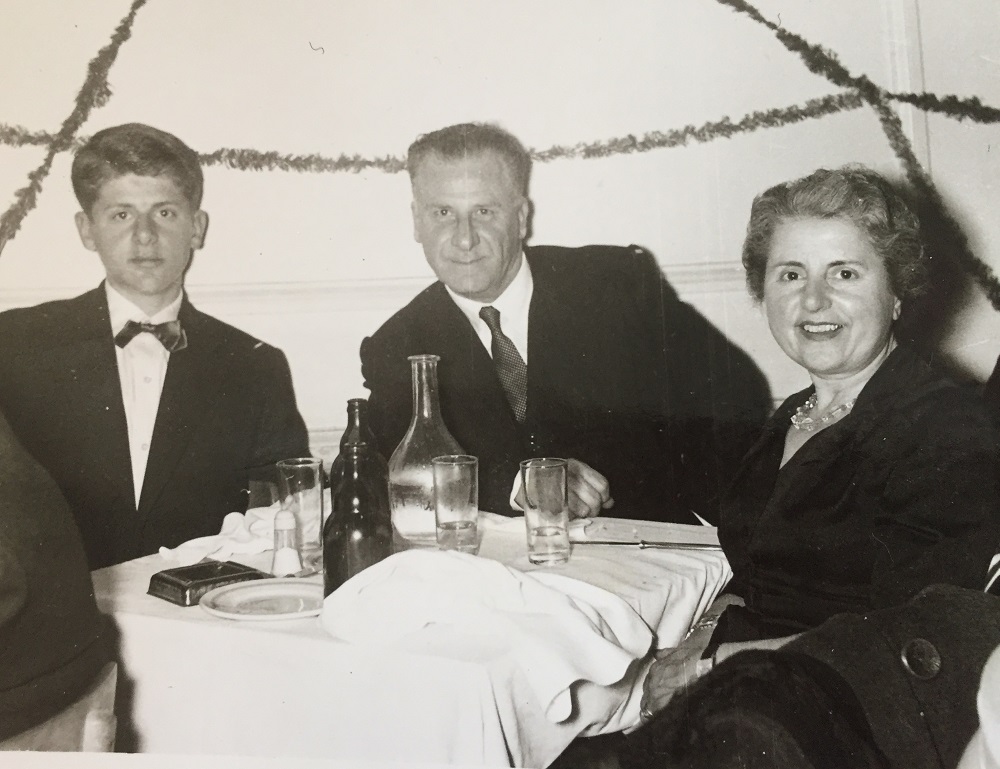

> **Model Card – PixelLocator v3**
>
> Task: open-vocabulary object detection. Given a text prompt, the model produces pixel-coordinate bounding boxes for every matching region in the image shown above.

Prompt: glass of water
[520,458,571,565]
[276,457,325,573]
[432,455,479,554]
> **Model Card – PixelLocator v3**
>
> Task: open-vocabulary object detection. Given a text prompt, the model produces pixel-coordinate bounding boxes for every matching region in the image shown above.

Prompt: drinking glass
[519,458,571,565]
[276,457,324,573]
[433,455,479,554]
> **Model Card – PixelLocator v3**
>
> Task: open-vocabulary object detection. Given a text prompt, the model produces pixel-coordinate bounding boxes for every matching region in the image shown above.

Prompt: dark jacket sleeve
[0,407,113,740]
[247,344,310,476]
[787,585,1000,769]
[360,333,412,464]
[869,388,1000,606]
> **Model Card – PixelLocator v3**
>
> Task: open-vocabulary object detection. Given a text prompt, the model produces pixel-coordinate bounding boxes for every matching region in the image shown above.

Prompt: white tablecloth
[92,517,730,767]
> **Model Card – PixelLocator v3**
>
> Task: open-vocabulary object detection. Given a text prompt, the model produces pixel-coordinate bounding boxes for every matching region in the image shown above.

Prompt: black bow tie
[114,319,187,352]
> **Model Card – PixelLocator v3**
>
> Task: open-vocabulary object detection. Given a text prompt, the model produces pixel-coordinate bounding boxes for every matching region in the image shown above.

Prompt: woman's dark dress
[714,344,1000,644]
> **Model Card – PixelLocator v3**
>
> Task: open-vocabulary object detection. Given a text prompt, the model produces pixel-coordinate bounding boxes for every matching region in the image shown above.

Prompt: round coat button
[901,638,941,680]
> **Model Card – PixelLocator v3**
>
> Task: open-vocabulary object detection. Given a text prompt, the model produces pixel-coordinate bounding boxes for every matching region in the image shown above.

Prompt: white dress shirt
[446,254,532,365]
[106,284,183,507]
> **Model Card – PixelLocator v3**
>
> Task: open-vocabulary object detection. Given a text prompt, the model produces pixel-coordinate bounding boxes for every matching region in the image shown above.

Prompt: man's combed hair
[406,122,531,194]
[71,123,204,213]
[741,166,928,311]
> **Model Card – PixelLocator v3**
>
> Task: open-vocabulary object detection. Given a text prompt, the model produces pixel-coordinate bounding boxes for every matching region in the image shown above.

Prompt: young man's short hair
[71,123,204,214]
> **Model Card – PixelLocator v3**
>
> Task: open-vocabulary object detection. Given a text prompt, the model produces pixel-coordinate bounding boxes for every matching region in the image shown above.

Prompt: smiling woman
[638,166,1000,722]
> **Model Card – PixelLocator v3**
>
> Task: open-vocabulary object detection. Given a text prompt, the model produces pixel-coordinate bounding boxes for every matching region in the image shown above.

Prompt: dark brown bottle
[329,398,388,491]
[323,443,392,596]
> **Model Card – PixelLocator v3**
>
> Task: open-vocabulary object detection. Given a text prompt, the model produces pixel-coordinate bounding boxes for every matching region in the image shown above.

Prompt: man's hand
[566,459,613,519]
[511,458,613,519]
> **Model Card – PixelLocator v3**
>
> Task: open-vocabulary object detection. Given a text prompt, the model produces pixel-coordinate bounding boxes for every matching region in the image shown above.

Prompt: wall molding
[0,259,750,314]
[881,0,932,170]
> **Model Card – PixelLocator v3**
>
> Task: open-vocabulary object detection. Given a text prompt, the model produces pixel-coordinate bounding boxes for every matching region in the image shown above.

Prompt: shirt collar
[446,253,533,325]
[106,283,183,335]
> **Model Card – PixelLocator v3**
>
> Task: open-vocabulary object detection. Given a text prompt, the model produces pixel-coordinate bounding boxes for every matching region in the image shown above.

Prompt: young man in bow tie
[0,123,309,569]
[361,122,771,524]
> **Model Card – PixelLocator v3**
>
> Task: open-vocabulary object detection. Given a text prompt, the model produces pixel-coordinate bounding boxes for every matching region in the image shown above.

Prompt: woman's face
[763,217,901,383]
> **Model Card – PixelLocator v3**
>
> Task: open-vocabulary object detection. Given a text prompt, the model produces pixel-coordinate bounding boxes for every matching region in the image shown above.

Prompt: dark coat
[360,245,771,523]
[0,286,310,568]
[787,584,1000,769]
[717,344,1000,642]
[0,406,112,740]
[620,585,1000,769]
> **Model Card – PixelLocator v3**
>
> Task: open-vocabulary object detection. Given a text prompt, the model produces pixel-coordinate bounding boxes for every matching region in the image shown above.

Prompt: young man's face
[75,174,207,316]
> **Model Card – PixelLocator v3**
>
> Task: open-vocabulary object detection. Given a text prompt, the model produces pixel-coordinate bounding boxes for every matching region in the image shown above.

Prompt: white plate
[199,578,324,621]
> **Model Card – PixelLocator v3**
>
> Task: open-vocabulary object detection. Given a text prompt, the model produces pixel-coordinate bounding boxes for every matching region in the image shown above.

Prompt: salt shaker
[271,508,302,576]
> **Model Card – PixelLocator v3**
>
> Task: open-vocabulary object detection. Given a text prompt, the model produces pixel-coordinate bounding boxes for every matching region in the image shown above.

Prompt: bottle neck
[342,399,369,447]
[410,358,444,423]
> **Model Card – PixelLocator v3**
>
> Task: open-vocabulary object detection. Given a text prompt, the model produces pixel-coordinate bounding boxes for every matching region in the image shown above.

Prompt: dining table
[91,514,731,768]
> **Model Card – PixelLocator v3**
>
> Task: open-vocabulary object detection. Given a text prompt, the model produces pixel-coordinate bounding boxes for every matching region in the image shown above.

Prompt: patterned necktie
[114,319,188,353]
[479,305,527,422]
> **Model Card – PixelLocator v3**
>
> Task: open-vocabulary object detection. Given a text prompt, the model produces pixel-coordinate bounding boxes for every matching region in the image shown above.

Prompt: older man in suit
[0,123,309,568]
[361,122,770,523]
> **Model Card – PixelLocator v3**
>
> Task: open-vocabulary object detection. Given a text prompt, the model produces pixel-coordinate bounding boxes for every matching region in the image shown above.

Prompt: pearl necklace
[790,393,857,432]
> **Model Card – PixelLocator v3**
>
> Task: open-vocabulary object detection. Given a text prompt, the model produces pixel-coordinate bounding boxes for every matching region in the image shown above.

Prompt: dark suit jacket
[0,405,112,741]
[0,286,310,569]
[361,245,770,523]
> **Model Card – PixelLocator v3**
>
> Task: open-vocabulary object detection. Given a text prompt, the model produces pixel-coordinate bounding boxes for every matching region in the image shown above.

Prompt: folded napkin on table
[321,549,653,723]
[157,502,280,566]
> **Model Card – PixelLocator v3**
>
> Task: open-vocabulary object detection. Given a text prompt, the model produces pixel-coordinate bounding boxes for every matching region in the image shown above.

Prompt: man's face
[411,150,528,303]
[75,174,207,316]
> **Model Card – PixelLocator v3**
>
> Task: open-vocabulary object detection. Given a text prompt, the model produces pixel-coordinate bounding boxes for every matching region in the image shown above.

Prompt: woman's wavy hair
[742,166,928,322]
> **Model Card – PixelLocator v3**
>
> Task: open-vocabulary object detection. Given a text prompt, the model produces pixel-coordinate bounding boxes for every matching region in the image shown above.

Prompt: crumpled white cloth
[157,503,280,566]
[320,549,653,723]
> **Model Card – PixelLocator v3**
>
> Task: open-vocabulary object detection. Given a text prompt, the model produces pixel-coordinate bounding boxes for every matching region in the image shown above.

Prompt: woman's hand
[640,633,713,718]
[640,631,806,722]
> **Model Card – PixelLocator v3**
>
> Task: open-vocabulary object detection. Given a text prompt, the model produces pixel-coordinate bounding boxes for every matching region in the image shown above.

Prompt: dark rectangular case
[148,560,271,607]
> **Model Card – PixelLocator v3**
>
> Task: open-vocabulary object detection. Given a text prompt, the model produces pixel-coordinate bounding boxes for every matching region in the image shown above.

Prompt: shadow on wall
[645,249,773,522]
[899,184,984,384]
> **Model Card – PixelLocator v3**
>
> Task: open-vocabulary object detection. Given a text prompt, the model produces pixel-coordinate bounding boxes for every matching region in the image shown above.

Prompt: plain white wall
[1,0,997,459]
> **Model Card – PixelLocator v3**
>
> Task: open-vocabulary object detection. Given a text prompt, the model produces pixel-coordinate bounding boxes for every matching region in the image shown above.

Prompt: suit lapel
[524,251,576,418]
[58,288,135,507]
[138,298,227,516]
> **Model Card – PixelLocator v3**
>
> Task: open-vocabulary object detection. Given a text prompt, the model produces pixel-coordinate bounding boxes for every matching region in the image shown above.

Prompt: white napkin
[157,503,280,566]
[320,549,653,723]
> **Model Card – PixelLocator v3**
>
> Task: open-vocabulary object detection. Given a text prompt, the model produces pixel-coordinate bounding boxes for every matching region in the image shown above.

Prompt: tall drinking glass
[277,457,324,573]
[433,455,479,554]
[519,458,571,565]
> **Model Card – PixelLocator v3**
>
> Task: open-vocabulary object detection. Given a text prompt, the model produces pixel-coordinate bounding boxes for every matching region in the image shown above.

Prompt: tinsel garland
[0,0,148,252]
[531,92,863,162]
[716,0,1000,310]
[199,148,406,175]
[0,92,865,169]
[2,0,1000,313]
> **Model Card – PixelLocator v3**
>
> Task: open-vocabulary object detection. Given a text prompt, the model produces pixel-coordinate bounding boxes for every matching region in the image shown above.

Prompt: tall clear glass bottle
[323,443,392,596]
[388,354,463,545]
